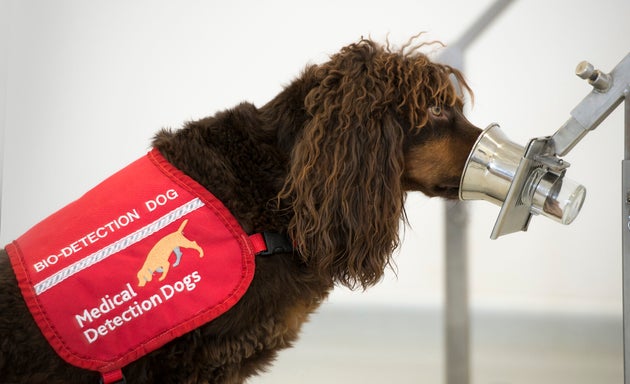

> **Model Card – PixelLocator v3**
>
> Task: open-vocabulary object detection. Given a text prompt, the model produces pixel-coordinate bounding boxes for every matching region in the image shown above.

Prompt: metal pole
[440,2,515,383]
[442,70,471,381]
[442,47,471,384]
[623,91,630,384]
[451,0,514,51]
[445,200,470,384]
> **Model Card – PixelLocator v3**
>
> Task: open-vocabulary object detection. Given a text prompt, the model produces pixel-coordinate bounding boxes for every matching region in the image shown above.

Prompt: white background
[1,0,629,316]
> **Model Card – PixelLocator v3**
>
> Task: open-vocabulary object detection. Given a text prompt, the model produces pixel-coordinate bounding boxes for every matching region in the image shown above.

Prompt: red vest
[6,149,271,383]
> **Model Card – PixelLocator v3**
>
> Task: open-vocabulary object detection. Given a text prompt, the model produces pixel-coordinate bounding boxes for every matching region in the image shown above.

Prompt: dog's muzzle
[459,123,586,239]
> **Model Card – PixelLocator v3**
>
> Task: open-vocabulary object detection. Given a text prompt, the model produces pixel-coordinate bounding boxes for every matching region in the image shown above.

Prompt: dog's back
[0,101,326,383]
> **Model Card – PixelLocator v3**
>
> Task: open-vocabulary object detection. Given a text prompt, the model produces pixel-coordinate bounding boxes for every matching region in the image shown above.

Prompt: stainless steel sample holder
[489,53,630,240]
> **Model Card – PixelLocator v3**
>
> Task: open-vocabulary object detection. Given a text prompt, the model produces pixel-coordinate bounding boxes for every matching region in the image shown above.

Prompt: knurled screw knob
[575,61,595,80]
[575,60,612,92]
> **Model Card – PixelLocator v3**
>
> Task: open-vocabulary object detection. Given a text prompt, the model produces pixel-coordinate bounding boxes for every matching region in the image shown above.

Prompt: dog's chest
[5,149,267,383]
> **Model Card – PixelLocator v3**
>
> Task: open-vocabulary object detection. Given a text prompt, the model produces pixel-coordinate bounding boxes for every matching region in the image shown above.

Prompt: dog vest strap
[249,232,294,256]
[99,369,125,384]
[5,149,260,377]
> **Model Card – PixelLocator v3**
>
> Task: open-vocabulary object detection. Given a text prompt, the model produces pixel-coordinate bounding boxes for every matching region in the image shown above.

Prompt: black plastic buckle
[258,232,294,256]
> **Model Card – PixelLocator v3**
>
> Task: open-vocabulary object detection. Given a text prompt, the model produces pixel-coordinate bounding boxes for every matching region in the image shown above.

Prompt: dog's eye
[429,106,442,116]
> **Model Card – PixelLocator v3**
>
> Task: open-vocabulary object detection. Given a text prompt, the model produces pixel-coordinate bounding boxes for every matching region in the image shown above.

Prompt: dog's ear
[278,41,406,290]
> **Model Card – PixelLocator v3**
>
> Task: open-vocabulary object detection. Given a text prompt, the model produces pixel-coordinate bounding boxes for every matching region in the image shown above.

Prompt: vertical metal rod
[445,200,470,384]
[625,92,630,160]
[623,92,630,384]
[440,3,514,383]
[440,47,470,384]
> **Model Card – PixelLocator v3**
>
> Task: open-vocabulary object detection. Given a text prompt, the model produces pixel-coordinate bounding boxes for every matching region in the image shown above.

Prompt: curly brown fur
[0,37,481,383]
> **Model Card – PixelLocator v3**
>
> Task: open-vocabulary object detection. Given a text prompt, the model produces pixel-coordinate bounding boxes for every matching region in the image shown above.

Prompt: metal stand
[623,85,630,384]
[440,1,514,383]
[445,200,470,384]
[574,58,630,382]
[441,46,470,384]
[522,53,630,381]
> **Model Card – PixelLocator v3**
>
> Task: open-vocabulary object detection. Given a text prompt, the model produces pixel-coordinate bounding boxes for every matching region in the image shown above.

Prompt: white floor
[250,304,623,384]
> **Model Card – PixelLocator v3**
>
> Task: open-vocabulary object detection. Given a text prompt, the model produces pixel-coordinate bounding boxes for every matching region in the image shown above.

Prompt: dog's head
[277,38,482,289]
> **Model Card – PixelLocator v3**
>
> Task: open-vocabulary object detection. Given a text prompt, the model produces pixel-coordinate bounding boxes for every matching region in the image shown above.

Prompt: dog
[137,219,204,287]
[0,37,483,383]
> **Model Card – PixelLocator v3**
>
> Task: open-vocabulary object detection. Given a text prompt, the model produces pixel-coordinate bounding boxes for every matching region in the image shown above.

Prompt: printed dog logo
[137,219,204,287]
